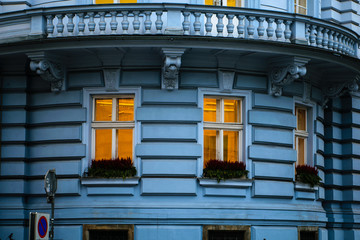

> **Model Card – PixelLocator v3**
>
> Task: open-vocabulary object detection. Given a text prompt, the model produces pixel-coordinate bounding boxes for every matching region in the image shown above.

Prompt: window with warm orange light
[203,97,243,168]
[294,0,307,14]
[205,0,242,7]
[295,105,308,166]
[92,96,134,160]
[95,0,136,4]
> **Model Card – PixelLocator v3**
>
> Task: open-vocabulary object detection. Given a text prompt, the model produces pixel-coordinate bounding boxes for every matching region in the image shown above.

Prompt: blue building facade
[0,0,359,239]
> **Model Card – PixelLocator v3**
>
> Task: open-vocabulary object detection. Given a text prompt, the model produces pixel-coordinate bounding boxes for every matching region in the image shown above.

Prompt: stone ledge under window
[81,177,140,196]
[198,178,252,197]
[294,182,318,200]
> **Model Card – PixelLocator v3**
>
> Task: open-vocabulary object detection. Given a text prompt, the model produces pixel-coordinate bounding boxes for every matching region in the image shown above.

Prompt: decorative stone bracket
[28,52,64,92]
[161,48,186,90]
[268,57,309,96]
[322,76,360,108]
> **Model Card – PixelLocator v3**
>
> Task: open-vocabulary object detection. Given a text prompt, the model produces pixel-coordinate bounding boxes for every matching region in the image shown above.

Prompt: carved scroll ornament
[162,48,185,90]
[269,64,307,96]
[322,77,360,108]
[30,59,64,92]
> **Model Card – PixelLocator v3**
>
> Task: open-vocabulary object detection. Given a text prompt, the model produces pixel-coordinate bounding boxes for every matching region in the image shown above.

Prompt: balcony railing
[0,3,359,58]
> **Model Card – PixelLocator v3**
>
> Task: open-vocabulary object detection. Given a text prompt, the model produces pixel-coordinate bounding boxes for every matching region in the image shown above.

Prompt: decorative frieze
[161,48,186,90]
[268,57,309,97]
[28,52,64,92]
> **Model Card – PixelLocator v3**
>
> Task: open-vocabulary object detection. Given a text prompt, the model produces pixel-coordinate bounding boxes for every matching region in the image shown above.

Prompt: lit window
[205,0,242,7]
[295,105,308,166]
[92,96,134,160]
[294,0,307,14]
[95,0,137,4]
[203,97,243,167]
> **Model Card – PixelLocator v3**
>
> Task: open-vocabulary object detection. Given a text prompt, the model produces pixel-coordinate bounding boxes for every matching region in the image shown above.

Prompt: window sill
[294,182,318,200]
[81,177,140,196]
[198,178,252,197]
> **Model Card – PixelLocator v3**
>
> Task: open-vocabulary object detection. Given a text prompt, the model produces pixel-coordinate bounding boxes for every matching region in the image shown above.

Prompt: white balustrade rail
[0,3,358,57]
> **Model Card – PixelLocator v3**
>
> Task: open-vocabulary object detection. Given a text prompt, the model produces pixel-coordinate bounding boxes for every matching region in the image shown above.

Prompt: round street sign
[38,216,48,238]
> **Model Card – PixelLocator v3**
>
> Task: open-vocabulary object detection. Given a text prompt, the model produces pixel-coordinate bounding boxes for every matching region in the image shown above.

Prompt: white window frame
[294,100,315,166]
[199,89,251,176]
[82,88,141,175]
[203,96,243,162]
[91,95,135,160]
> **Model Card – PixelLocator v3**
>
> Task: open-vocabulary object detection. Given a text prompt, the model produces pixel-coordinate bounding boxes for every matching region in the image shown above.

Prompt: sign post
[44,169,57,240]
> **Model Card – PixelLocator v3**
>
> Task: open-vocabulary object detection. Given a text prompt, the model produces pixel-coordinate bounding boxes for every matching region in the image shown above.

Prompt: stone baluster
[66,13,75,36]
[237,15,245,38]
[144,11,152,34]
[309,25,316,46]
[216,13,225,37]
[46,15,55,37]
[247,16,255,39]
[266,18,274,40]
[56,14,65,36]
[275,19,283,41]
[284,20,292,42]
[122,11,129,34]
[87,12,96,35]
[333,32,339,51]
[257,17,265,40]
[227,14,234,37]
[328,30,334,50]
[322,28,329,49]
[77,13,85,36]
[133,11,141,34]
[155,11,163,34]
[99,12,106,35]
[344,38,349,55]
[316,26,323,47]
[205,13,213,36]
[338,34,344,53]
[110,11,118,34]
[349,40,355,55]
[182,11,191,35]
[193,12,201,36]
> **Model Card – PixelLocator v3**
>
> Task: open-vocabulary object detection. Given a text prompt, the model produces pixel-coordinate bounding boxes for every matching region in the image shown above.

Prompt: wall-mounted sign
[29,212,50,240]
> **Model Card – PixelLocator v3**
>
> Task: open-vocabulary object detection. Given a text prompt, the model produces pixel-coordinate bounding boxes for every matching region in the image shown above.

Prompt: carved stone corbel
[161,48,186,90]
[103,68,120,91]
[322,76,360,108]
[268,57,309,96]
[28,52,64,92]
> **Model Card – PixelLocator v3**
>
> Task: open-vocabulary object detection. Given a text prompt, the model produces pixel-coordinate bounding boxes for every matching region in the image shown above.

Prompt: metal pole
[49,197,54,240]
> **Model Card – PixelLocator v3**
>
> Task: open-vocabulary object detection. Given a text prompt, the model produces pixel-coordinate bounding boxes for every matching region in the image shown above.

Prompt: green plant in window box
[296,165,322,187]
[203,159,248,183]
[86,157,136,179]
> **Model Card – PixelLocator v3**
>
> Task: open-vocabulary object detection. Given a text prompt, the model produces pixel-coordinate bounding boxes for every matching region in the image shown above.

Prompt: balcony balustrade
[0,3,358,58]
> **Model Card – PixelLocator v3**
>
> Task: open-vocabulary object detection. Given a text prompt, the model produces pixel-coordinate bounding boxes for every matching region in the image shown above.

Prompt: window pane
[95,99,112,121]
[204,98,218,122]
[205,0,213,5]
[120,0,137,2]
[117,129,133,159]
[296,137,306,165]
[223,131,239,162]
[227,0,235,7]
[224,99,240,123]
[299,7,307,14]
[204,130,217,167]
[118,98,134,121]
[299,0,306,7]
[95,0,114,3]
[95,129,112,160]
[89,230,128,240]
[296,107,307,131]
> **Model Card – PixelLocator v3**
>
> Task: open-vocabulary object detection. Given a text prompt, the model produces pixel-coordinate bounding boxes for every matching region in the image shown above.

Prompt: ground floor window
[83,225,134,240]
[298,226,318,240]
[203,226,250,240]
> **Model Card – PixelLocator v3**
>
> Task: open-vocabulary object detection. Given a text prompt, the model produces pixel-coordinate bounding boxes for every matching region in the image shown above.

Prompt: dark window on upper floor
[208,230,245,240]
[299,231,317,240]
[89,230,128,240]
